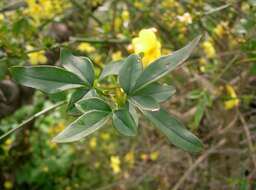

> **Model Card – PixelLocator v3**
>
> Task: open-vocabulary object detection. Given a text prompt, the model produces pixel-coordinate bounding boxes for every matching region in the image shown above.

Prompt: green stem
[0,100,66,141]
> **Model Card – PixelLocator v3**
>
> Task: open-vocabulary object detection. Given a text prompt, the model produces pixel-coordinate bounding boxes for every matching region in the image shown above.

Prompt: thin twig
[26,37,130,54]
[212,55,239,84]
[172,139,226,190]
[238,111,256,176]
[0,1,26,13]
[203,4,231,15]
[0,100,66,141]
[0,37,130,59]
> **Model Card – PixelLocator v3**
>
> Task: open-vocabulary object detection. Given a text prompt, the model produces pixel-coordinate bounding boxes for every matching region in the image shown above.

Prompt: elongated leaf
[48,91,67,102]
[52,110,110,143]
[134,36,201,91]
[143,108,203,153]
[76,97,111,113]
[130,96,159,111]
[194,98,207,128]
[134,82,176,103]
[99,60,124,80]
[119,54,142,94]
[127,102,139,126]
[194,92,210,128]
[83,89,98,99]
[67,88,89,115]
[10,66,85,94]
[112,108,137,136]
[61,49,94,86]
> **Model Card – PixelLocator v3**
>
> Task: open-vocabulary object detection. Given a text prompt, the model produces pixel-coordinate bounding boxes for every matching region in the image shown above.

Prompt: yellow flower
[4,138,13,146]
[112,51,122,61]
[224,85,239,110]
[134,1,143,9]
[124,151,135,167]
[150,151,159,161]
[140,153,149,161]
[214,22,228,37]
[202,40,216,58]
[48,122,65,135]
[199,58,207,65]
[100,132,110,141]
[25,0,69,25]
[4,180,13,189]
[132,28,161,67]
[89,137,97,149]
[122,10,129,21]
[114,17,122,31]
[26,45,47,65]
[199,58,207,72]
[161,0,175,8]
[94,54,102,65]
[110,156,121,174]
[0,14,4,22]
[77,43,95,53]
[199,66,206,72]
[177,12,192,24]
[28,51,47,65]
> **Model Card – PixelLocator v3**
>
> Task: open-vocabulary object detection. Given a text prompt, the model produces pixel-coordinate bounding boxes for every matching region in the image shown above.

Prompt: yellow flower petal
[131,28,161,67]
[224,85,239,110]
[77,43,95,53]
[202,40,216,58]
[89,137,97,149]
[124,151,135,167]
[28,51,47,65]
[112,51,122,61]
[110,156,121,174]
[4,181,13,189]
[150,151,159,161]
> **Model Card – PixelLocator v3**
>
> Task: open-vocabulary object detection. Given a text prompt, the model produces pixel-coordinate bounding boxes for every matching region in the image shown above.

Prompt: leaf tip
[51,134,67,144]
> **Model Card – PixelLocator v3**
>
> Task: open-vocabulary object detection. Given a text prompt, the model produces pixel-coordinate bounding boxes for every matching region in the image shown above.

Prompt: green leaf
[52,110,110,143]
[99,60,124,80]
[143,108,203,153]
[194,96,207,128]
[134,35,201,91]
[133,82,176,103]
[49,91,67,102]
[119,54,143,94]
[194,100,206,128]
[187,90,203,100]
[61,49,95,86]
[239,178,249,190]
[130,96,159,111]
[112,108,137,136]
[76,97,111,113]
[83,89,98,98]
[67,88,89,115]
[10,66,85,94]
[127,102,139,126]
[194,92,211,128]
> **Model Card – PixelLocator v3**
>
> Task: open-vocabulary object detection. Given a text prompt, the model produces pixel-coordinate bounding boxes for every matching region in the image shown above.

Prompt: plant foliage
[9,36,203,153]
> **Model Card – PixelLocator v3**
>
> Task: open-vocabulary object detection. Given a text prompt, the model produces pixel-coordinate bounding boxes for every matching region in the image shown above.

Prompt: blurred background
[0,0,256,189]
